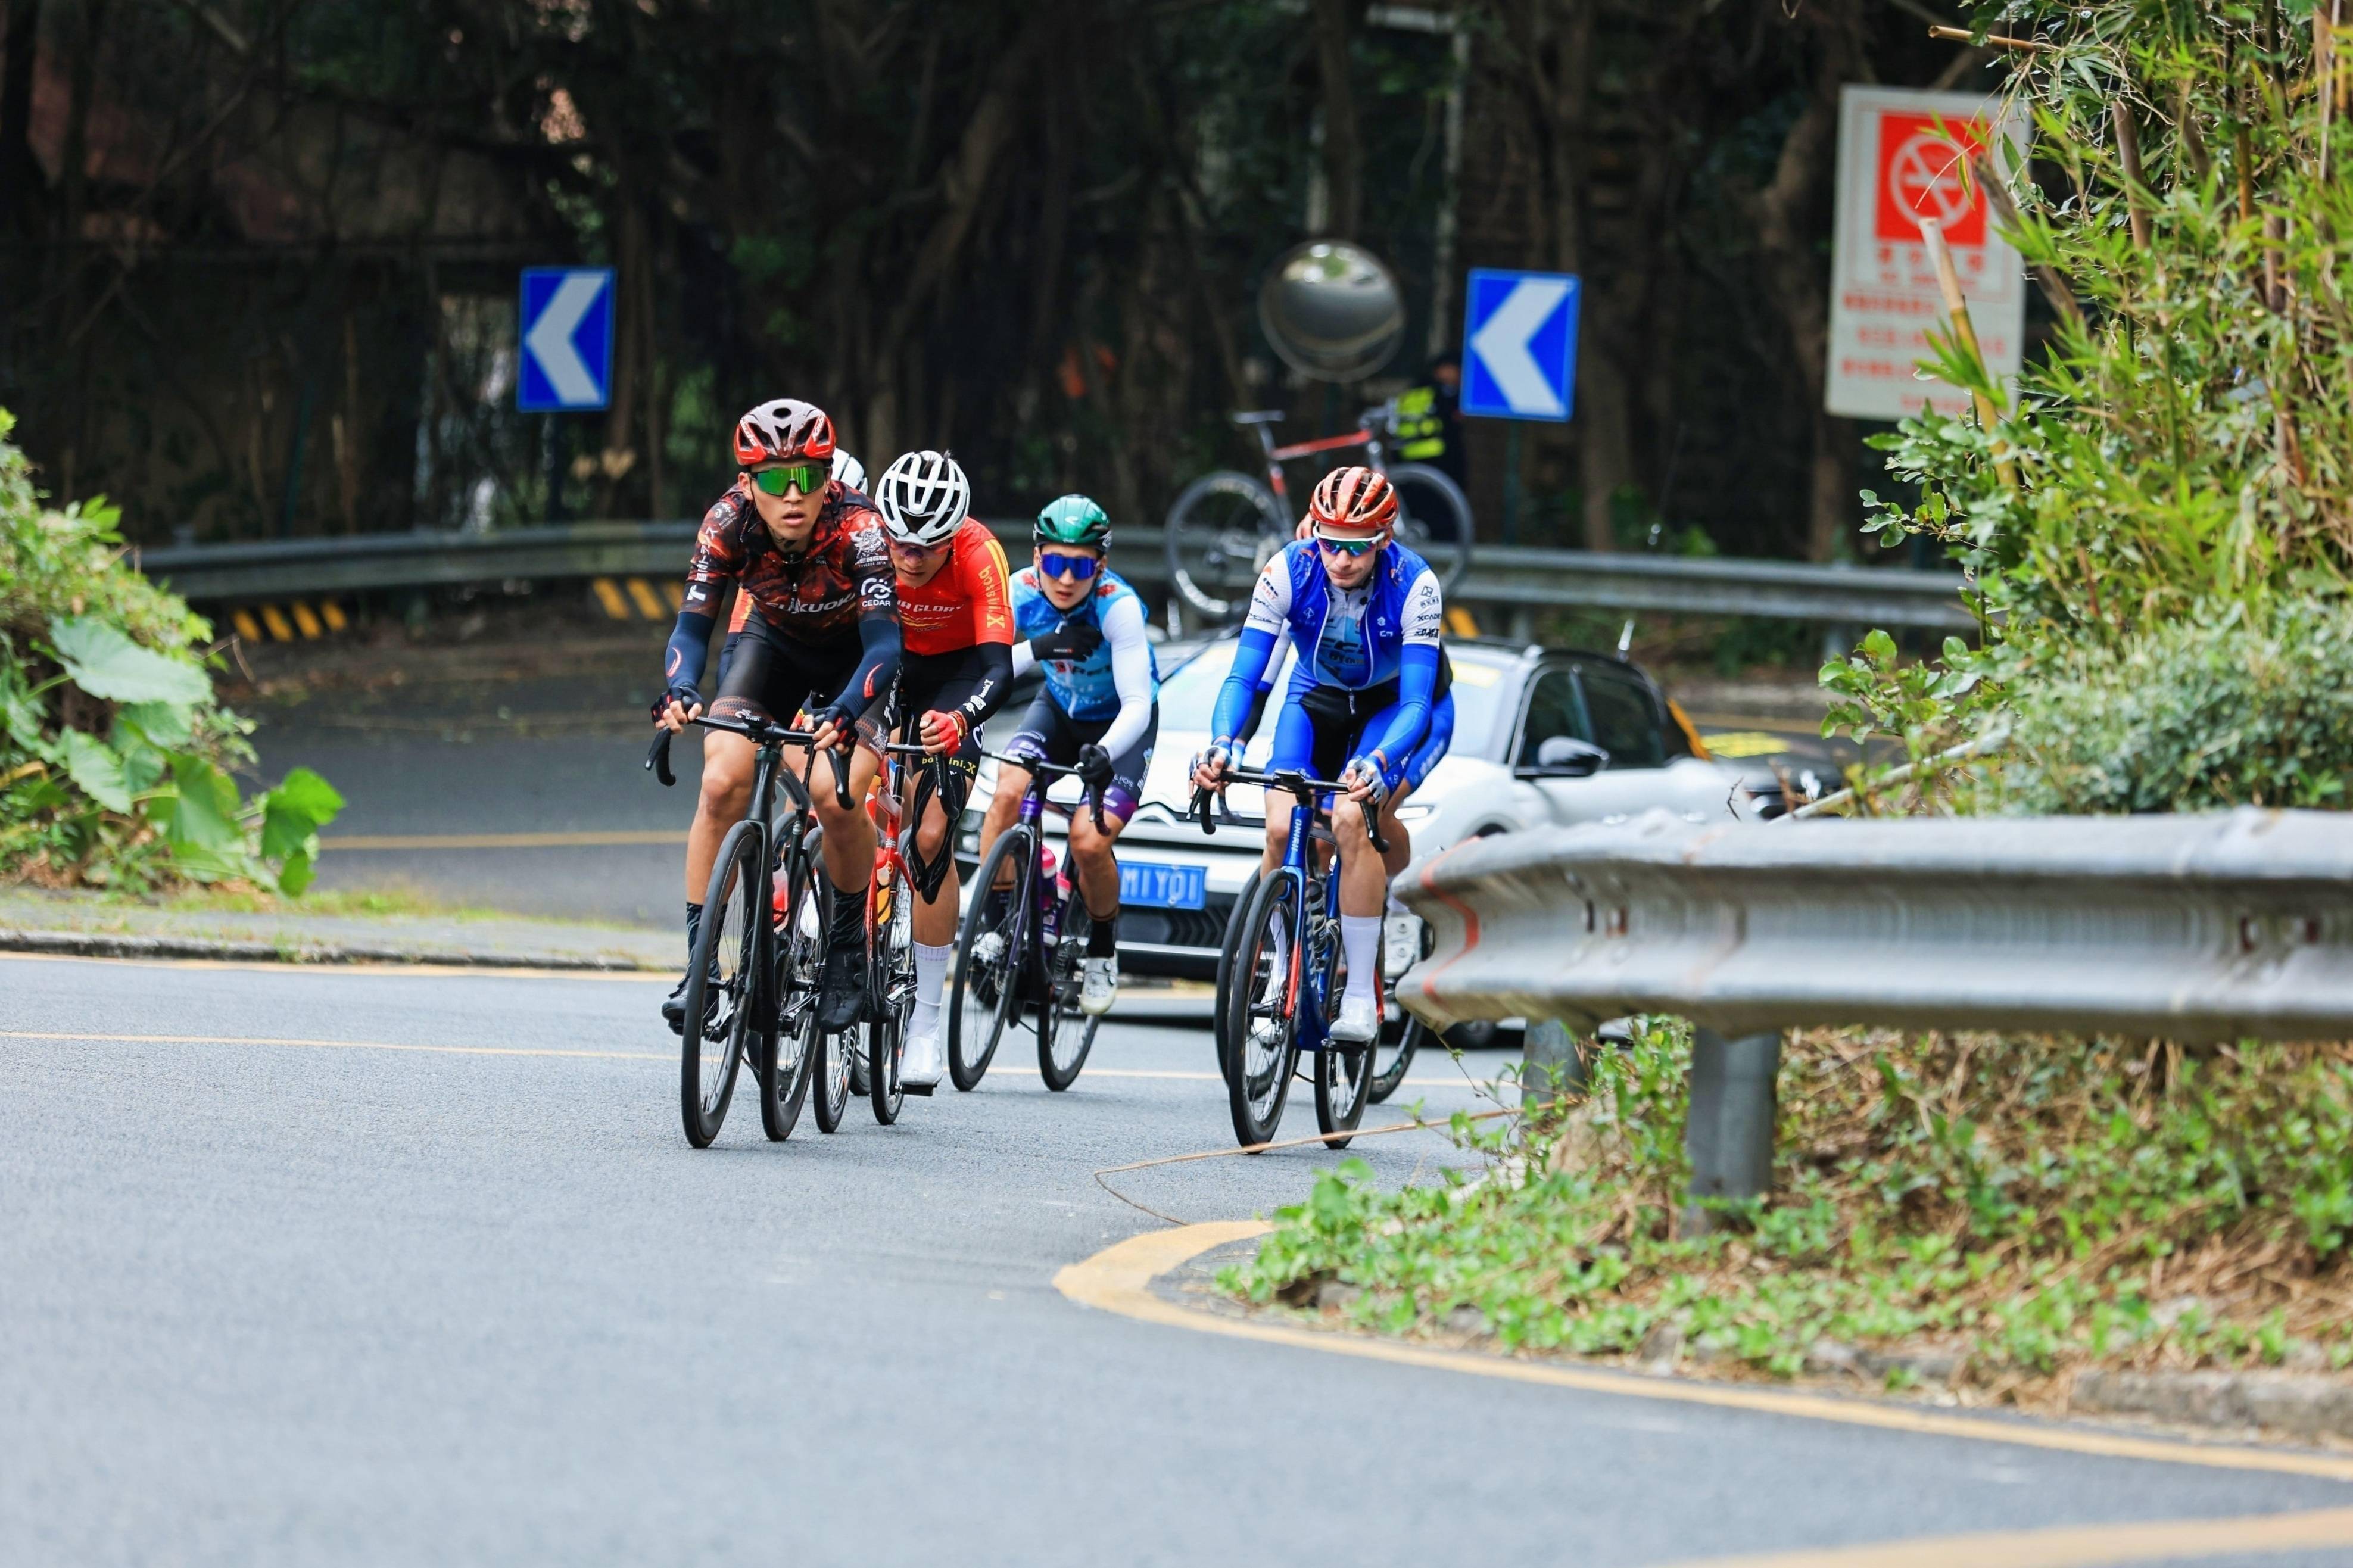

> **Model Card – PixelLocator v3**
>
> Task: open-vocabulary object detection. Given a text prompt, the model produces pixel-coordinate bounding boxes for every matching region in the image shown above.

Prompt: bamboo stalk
[1918,218,2021,491]
[2177,81,2213,186]
[2112,101,2153,249]
[1927,24,2054,54]
[1969,151,2086,332]
[2320,4,2337,183]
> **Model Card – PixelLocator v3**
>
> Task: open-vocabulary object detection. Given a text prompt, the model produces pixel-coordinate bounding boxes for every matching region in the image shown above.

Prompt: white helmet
[830,449,867,493]
[874,450,971,547]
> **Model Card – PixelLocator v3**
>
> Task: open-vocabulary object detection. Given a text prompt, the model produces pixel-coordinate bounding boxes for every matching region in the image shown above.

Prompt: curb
[0,927,663,974]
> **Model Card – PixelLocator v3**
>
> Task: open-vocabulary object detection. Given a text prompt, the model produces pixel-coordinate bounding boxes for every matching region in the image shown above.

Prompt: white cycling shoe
[968,930,1006,969]
[1330,991,1381,1044]
[1079,957,1118,1016]
[900,1021,945,1094]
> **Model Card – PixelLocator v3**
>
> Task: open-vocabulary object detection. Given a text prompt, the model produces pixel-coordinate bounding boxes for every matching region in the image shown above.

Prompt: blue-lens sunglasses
[1039,551,1100,581]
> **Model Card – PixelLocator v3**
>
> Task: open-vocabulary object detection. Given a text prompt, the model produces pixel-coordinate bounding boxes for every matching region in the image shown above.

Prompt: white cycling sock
[1264,921,1291,985]
[1385,893,1408,918]
[1341,915,1381,1006]
[912,940,953,1036]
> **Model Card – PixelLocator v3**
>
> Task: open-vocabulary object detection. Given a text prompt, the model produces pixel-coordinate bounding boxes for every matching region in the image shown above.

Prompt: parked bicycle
[1164,403,1473,626]
[1191,768,1391,1149]
[948,754,1108,1094]
[1214,865,1428,1105]
[646,715,850,1148]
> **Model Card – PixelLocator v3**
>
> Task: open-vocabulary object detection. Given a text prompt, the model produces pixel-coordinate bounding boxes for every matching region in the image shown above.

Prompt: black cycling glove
[652,683,701,724]
[1028,620,1103,663]
[807,700,859,744]
[1075,742,1115,793]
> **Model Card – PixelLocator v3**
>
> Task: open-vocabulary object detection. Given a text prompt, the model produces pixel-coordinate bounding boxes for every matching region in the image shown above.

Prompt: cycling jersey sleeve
[1011,641,1037,679]
[945,640,1015,730]
[1095,592,1155,758]
[1253,624,1292,694]
[1214,559,1291,741]
[662,609,716,705]
[967,531,1017,647]
[820,612,900,721]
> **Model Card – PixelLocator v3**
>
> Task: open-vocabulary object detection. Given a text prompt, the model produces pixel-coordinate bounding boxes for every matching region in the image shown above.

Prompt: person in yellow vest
[1390,355,1464,491]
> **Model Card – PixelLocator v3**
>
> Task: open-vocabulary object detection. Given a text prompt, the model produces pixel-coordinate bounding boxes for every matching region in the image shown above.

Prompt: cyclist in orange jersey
[864,450,1016,1090]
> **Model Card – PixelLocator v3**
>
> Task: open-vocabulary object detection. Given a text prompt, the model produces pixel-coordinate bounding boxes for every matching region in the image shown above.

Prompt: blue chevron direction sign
[517,267,615,413]
[1460,269,1579,422]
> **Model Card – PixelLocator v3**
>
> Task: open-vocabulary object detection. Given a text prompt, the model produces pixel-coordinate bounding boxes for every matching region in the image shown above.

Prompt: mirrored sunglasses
[750,462,828,497]
[1039,551,1101,581]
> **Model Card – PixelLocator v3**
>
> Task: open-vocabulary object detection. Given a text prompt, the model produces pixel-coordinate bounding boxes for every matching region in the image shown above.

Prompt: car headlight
[1394,803,1435,822]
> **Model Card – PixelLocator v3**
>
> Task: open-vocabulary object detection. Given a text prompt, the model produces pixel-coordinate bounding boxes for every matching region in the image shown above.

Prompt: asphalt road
[7,953,2351,1566]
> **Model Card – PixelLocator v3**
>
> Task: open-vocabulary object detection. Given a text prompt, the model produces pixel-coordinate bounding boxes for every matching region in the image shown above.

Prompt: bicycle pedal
[902,1081,936,1098]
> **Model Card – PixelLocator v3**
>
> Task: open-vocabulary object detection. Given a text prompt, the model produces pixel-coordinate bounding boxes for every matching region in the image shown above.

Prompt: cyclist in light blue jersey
[973,495,1160,1015]
[1193,467,1447,1043]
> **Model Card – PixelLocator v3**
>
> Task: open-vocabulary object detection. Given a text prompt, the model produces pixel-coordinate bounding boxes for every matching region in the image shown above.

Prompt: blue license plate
[1120,859,1206,911]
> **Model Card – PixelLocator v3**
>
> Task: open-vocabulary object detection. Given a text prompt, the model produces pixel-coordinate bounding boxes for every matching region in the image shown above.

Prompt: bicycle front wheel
[681,820,762,1148]
[1165,472,1289,624]
[1223,868,1302,1149]
[759,831,821,1141]
[1386,462,1473,596]
[1211,868,1260,1086]
[868,862,912,1126]
[949,825,1031,1091]
[1039,903,1099,1092]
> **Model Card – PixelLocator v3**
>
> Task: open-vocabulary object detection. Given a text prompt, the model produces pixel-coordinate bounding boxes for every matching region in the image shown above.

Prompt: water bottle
[1039,843,1061,944]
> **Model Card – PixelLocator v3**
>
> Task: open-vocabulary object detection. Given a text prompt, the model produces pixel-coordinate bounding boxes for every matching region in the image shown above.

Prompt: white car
[959,634,1763,978]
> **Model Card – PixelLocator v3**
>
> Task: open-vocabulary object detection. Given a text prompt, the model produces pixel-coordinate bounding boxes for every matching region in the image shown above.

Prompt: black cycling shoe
[662,965,720,1036]
[816,887,868,1033]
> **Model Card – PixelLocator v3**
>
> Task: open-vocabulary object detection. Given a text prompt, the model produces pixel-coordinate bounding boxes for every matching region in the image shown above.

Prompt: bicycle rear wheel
[1386,462,1473,597]
[949,826,1031,1090]
[759,831,820,1141]
[1039,903,1099,1092]
[1223,868,1302,1149]
[1165,472,1288,624]
[812,1024,852,1133]
[1369,1010,1428,1105]
[681,820,762,1148]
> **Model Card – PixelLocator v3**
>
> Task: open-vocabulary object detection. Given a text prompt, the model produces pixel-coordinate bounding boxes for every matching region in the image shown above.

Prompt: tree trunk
[597,194,647,519]
[0,0,45,236]
[1310,0,1361,239]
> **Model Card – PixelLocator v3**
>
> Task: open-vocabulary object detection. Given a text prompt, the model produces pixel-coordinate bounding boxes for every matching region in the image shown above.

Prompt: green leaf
[275,846,317,896]
[47,615,210,707]
[163,753,242,851]
[260,768,344,860]
[114,699,195,748]
[58,730,132,813]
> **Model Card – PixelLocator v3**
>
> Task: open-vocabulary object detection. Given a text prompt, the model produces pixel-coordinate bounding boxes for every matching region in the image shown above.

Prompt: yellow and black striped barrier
[591,577,680,623]
[229,599,350,644]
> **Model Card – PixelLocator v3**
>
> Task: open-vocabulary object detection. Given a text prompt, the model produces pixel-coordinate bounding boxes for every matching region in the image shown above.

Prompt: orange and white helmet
[1306,466,1398,535]
[734,399,835,467]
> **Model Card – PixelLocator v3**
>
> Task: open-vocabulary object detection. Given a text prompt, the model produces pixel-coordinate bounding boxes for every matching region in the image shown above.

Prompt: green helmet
[1034,494,1112,549]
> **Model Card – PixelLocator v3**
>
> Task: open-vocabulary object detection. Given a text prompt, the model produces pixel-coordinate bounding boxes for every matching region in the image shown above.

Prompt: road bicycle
[947,754,1108,1094]
[1190,767,1391,1149]
[827,730,952,1129]
[1164,403,1473,627]
[646,714,851,1148]
[1213,865,1429,1105]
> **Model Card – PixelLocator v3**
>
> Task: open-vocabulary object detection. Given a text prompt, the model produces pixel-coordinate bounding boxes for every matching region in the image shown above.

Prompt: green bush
[1990,598,2353,814]
[0,410,342,890]
[1230,1023,2353,1389]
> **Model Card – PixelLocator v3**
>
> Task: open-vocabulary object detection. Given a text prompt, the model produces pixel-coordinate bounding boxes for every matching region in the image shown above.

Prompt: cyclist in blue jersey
[1193,466,1447,1043]
[972,495,1160,1015]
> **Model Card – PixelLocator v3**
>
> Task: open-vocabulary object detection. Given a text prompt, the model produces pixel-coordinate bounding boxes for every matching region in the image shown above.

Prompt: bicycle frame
[1244,407,1392,504]
[987,754,1107,1005]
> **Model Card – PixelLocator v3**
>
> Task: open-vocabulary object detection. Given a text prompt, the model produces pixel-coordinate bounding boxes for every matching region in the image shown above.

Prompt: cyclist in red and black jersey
[654,399,900,1034]
[865,449,1016,1090]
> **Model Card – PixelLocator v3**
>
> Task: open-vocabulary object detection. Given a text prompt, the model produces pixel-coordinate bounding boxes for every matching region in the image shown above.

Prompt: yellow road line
[1,1028,666,1061]
[0,951,666,982]
[1657,1506,2353,1567]
[1053,1224,2353,1486]
[322,829,690,850]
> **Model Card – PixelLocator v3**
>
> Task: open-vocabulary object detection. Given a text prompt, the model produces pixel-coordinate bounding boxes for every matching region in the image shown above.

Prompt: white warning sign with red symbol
[1825,86,2027,421]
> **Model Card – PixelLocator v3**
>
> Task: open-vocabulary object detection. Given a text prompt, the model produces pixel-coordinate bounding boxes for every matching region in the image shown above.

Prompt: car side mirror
[1518,735,1609,778]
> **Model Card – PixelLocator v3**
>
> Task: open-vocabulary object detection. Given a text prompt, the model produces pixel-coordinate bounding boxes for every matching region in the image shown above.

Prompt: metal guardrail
[1391,806,2353,1227]
[133,520,1971,629]
[1395,806,2353,1043]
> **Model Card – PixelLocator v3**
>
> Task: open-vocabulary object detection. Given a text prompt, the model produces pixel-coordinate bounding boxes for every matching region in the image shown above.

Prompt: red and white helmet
[1307,465,1398,535]
[734,399,835,467]
[874,450,971,547]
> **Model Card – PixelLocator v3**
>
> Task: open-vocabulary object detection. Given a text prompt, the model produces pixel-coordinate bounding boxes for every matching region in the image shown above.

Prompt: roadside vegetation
[1232,2,2353,1402]
[0,412,341,892]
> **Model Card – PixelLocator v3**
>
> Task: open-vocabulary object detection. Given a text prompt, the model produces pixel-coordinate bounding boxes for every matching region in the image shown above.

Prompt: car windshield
[1156,638,1513,756]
